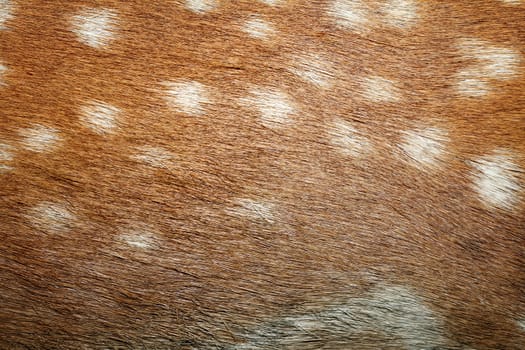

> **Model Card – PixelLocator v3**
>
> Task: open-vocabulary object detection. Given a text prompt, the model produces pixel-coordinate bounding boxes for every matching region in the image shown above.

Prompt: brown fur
[0,0,524,349]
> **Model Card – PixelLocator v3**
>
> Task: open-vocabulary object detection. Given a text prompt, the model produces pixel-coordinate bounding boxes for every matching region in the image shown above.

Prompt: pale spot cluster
[80,100,121,134]
[241,16,275,40]
[227,198,275,223]
[29,201,76,233]
[4,0,523,278]
[163,80,211,116]
[240,88,295,128]
[18,124,61,153]
[328,118,371,157]
[328,0,418,32]
[469,150,522,211]
[399,127,449,170]
[456,38,521,97]
[71,8,118,48]
[161,80,298,129]
[0,0,14,29]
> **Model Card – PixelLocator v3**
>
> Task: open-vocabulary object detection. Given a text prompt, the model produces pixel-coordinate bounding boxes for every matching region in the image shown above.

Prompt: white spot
[501,0,522,4]
[328,0,369,31]
[240,88,295,128]
[239,283,448,349]
[185,0,217,13]
[19,124,60,153]
[0,143,13,172]
[328,0,417,31]
[119,225,158,250]
[163,80,210,116]
[0,143,13,161]
[480,52,520,79]
[258,0,281,5]
[0,164,12,172]
[132,146,173,168]
[287,315,325,331]
[460,39,521,79]
[470,150,523,211]
[328,119,371,157]
[455,73,490,98]
[360,285,447,349]
[399,127,448,169]
[518,317,525,331]
[71,8,118,48]
[242,16,275,40]
[382,0,418,28]
[290,53,333,88]
[0,0,14,29]
[227,198,275,223]
[80,100,121,134]
[456,39,521,97]
[80,101,120,135]
[361,75,400,102]
[0,63,7,85]
[29,202,76,233]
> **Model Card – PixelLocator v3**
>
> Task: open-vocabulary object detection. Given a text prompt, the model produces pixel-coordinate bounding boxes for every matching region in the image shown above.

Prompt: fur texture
[0,1,524,349]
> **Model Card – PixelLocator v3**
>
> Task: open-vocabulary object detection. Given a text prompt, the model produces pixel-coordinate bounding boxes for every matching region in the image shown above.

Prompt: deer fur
[0,0,524,349]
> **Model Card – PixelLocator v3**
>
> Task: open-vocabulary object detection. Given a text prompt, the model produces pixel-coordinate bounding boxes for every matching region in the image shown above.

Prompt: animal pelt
[0,1,524,349]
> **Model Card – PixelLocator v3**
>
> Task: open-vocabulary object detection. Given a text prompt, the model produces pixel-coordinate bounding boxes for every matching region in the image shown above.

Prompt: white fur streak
[518,317,525,331]
[357,285,447,349]
[119,226,158,249]
[80,101,121,134]
[238,284,447,349]
[0,164,12,172]
[240,88,295,128]
[185,0,217,13]
[133,146,173,168]
[0,63,6,85]
[455,72,490,98]
[328,0,369,30]
[0,0,14,29]
[457,39,521,97]
[0,143,13,161]
[242,16,275,40]
[0,143,14,172]
[291,54,332,88]
[71,8,118,48]
[329,119,371,157]
[163,80,210,116]
[30,202,76,233]
[258,0,281,6]
[328,0,417,31]
[501,0,522,4]
[227,199,275,223]
[362,75,400,102]
[383,0,418,28]
[399,127,448,169]
[470,150,523,211]
[19,124,60,153]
